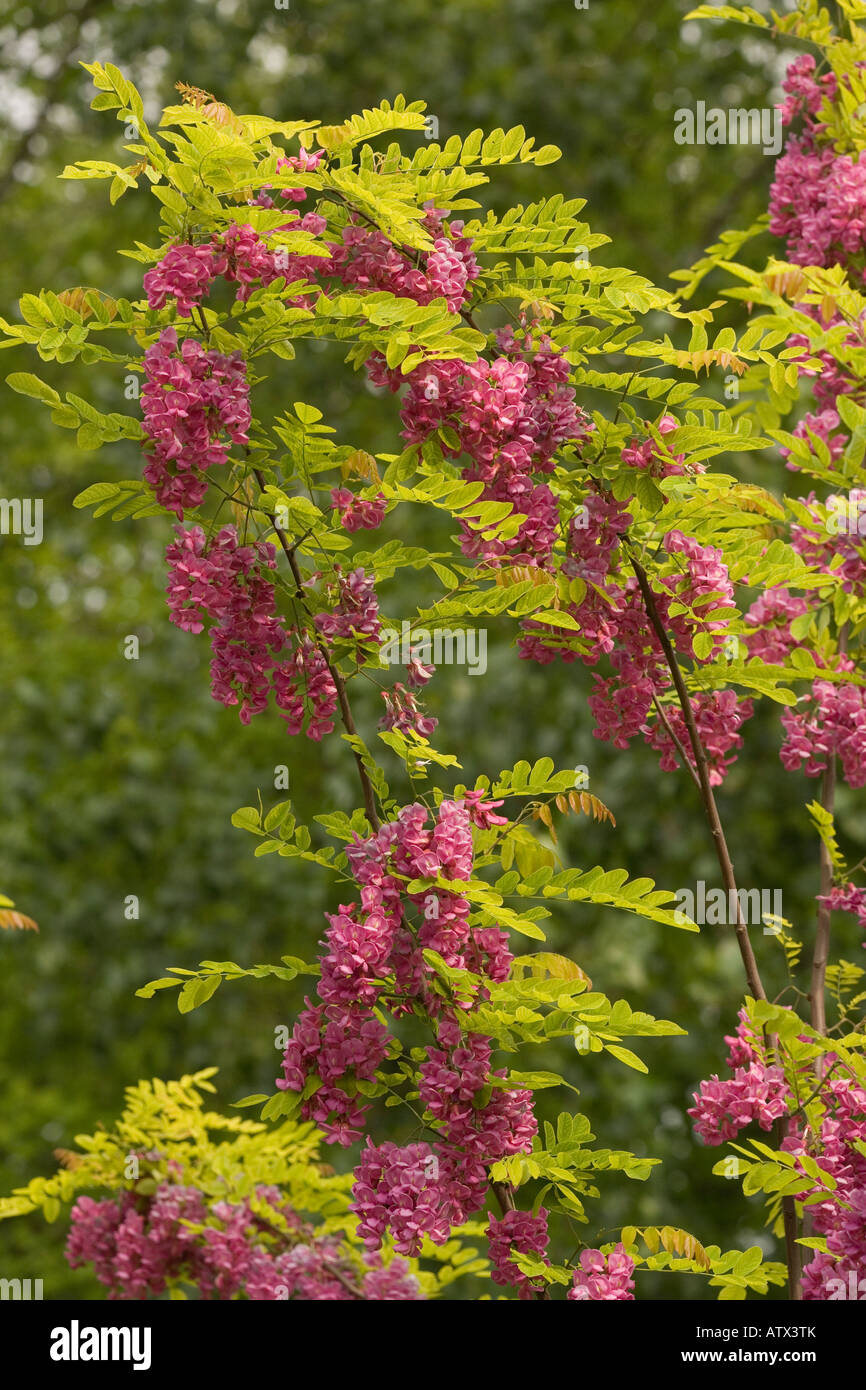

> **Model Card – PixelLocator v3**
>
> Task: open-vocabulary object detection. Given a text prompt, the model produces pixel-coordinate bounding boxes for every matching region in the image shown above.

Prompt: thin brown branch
[651,694,701,789]
[810,760,836,1038]
[629,552,767,1002]
[811,626,847,1037]
[490,1179,516,1214]
[252,467,381,831]
[490,1179,550,1300]
[629,552,805,1291]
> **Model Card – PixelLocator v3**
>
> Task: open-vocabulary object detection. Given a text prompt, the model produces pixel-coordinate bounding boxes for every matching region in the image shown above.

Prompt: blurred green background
[2,0,863,1299]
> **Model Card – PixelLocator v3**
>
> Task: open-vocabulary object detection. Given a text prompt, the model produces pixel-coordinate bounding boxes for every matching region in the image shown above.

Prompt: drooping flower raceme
[141,329,251,520]
[567,1244,635,1301]
[66,1182,423,1300]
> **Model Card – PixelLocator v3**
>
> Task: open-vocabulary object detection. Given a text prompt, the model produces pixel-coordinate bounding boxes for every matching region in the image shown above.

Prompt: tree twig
[811,626,847,1038]
[252,467,381,831]
[629,551,767,1002]
[651,694,701,790]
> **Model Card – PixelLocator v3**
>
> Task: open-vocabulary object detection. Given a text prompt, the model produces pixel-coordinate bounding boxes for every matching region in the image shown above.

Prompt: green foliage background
[2,0,863,1298]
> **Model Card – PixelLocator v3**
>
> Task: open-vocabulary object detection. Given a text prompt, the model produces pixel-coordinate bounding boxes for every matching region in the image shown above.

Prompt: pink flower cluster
[565,491,633,587]
[255,146,325,206]
[516,433,750,784]
[353,1142,453,1255]
[277,797,514,1142]
[314,567,381,649]
[487,1207,550,1299]
[783,406,848,471]
[567,1244,635,1301]
[165,525,338,737]
[770,54,866,477]
[724,1006,763,1069]
[621,415,692,477]
[646,689,754,787]
[272,635,339,741]
[166,524,284,723]
[379,326,592,566]
[786,305,866,419]
[144,215,328,319]
[379,681,438,738]
[660,529,735,658]
[581,582,698,749]
[141,328,250,519]
[689,1062,790,1145]
[690,1009,792,1145]
[522,496,749,784]
[67,1185,209,1299]
[780,676,866,789]
[778,54,837,127]
[790,491,866,593]
[66,1182,422,1300]
[143,244,221,318]
[275,797,537,1280]
[816,882,866,941]
[770,133,866,275]
[329,203,479,315]
[745,586,808,665]
[695,1016,866,1299]
[784,1077,866,1300]
[330,486,387,531]
[417,1016,537,1165]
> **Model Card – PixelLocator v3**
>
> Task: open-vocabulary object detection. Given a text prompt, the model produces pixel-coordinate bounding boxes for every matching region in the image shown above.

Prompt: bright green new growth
[4,0,866,1299]
[0,1070,489,1298]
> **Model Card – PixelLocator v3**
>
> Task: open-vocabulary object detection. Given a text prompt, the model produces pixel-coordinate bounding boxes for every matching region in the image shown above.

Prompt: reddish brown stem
[629,554,767,1002]
[628,554,805,1290]
[490,1180,550,1299]
[253,468,381,831]
[651,694,701,790]
[810,760,836,1038]
[782,1186,802,1300]
[811,626,847,1038]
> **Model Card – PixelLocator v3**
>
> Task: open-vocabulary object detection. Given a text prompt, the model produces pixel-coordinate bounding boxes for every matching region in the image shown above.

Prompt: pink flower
[330,487,387,532]
[141,329,250,519]
[568,1244,635,1301]
[488,1208,550,1299]
[689,1062,790,1145]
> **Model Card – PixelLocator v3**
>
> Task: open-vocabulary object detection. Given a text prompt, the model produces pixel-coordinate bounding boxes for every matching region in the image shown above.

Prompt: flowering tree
[1,1070,480,1300]
[3,0,866,1301]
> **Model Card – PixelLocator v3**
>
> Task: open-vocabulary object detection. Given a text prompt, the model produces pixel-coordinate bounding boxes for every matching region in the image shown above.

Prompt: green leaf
[6,371,61,404]
[178,975,222,1014]
[604,1044,648,1074]
[135,977,182,999]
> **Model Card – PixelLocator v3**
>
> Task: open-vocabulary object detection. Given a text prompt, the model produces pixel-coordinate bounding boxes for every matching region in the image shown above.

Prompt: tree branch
[811,626,847,1038]
[810,760,836,1038]
[253,467,381,831]
[627,553,808,1289]
[629,552,767,1002]
[651,694,701,790]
